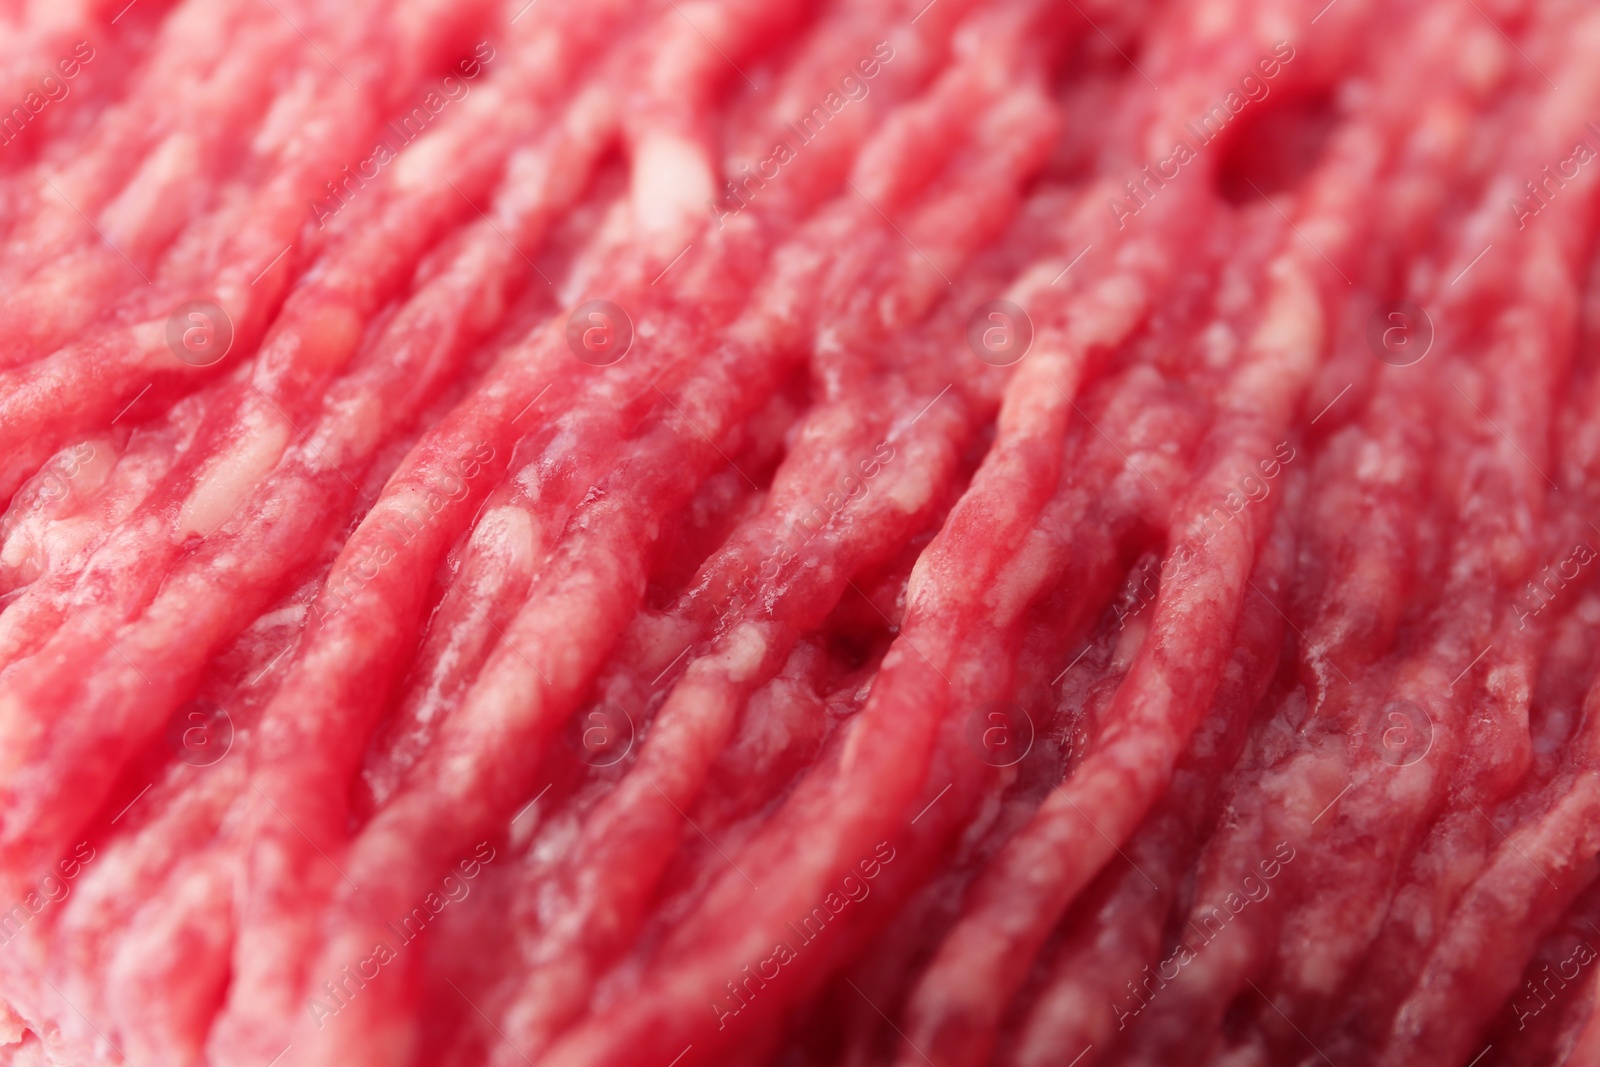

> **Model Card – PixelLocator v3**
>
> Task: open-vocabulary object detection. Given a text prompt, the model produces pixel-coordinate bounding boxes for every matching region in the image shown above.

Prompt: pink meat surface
[2,0,1600,1065]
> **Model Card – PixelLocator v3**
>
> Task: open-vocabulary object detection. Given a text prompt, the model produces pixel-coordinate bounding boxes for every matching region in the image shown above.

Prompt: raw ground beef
[2,0,1600,1064]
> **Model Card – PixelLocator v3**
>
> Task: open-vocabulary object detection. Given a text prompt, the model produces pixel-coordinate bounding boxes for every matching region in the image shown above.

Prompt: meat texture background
[0,0,1598,1064]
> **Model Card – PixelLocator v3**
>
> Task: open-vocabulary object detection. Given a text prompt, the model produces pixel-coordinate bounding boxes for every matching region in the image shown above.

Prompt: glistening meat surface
[1,0,1598,1065]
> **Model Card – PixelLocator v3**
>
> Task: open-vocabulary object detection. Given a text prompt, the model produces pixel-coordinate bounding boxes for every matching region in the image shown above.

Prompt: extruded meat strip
[824,386,1293,1067]
[765,171,1273,1063]
[1307,75,1600,1067]
[1,141,601,1067]
[522,34,1263,1067]
[1370,695,1600,1066]
[1121,11,1600,1063]
[0,1,278,288]
[0,82,625,1067]
[716,278,1254,1063]
[0,0,649,508]
[1477,881,1600,1067]
[1126,6,1536,1062]
[208,2,972,1060]
[0,429,368,1061]
[2,318,532,1067]
[985,214,1290,1067]
[0,0,480,269]
[473,266,1014,1062]
[256,0,985,927]
[0,0,639,668]
[1270,25,1600,1037]
[212,0,845,832]
[1008,508,1297,1067]
[0,0,646,896]
[891,250,1313,1065]
[0,0,527,500]
[378,0,1057,838]
[1006,6,1535,1061]
[0,0,495,370]
[3,484,382,1065]
[764,295,1266,1066]
[356,0,956,808]
[1,50,606,622]
[436,177,1105,1066]
[0,421,188,667]
[410,0,1053,925]
[0,7,304,362]
[288,45,1062,1067]
[869,8,1387,1067]
[0,0,159,192]
[0,364,214,582]
[1311,247,1600,1065]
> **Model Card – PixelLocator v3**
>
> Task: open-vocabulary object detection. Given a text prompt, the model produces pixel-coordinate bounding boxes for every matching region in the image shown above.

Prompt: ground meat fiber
[2,1,1599,1065]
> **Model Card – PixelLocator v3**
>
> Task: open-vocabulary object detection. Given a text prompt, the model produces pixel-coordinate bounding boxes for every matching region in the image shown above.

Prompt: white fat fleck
[31,261,79,320]
[1071,274,1146,351]
[632,133,713,235]
[0,693,42,782]
[1196,0,1233,38]
[1112,615,1149,671]
[102,133,201,248]
[1005,261,1065,306]
[988,529,1054,624]
[393,125,459,191]
[707,622,768,685]
[1355,437,1404,484]
[0,530,28,571]
[1247,262,1323,381]
[501,144,554,215]
[1201,320,1236,369]
[884,464,932,516]
[470,506,538,568]
[252,70,321,157]
[178,416,290,538]
[131,318,171,369]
